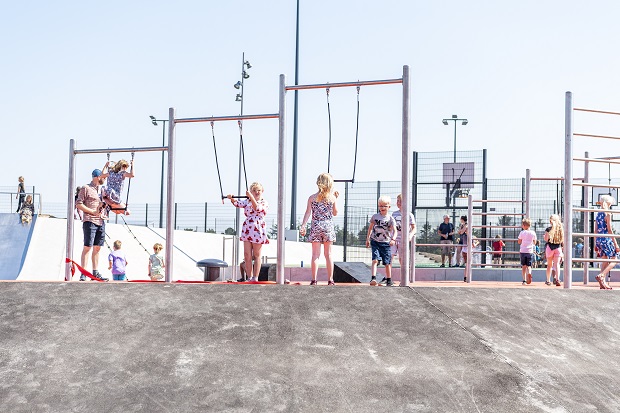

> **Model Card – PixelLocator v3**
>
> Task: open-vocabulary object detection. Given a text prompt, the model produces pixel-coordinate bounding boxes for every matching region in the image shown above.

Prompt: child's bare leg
[385,264,392,279]
[323,242,334,281]
[243,242,253,278]
[371,260,378,277]
[251,243,263,277]
[310,242,321,281]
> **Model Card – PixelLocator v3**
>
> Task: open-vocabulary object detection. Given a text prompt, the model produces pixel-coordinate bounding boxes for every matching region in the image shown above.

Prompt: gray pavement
[2,283,616,412]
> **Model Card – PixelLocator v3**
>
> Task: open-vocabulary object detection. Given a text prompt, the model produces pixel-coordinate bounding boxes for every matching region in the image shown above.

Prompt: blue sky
[3,1,620,213]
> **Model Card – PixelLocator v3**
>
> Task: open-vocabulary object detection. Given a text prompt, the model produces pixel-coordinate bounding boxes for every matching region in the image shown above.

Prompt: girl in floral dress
[595,195,618,290]
[101,159,134,215]
[300,173,339,286]
[227,182,269,282]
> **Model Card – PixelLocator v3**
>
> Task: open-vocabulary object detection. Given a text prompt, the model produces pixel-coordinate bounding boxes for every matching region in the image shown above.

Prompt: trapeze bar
[573,157,620,165]
[175,113,280,124]
[574,133,620,141]
[223,195,249,199]
[285,78,403,91]
[333,179,354,183]
[74,146,167,155]
[574,107,620,116]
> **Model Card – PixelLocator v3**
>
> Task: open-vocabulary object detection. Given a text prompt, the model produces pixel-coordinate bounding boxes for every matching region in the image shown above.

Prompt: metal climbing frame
[565,93,620,288]
[464,196,525,283]
[66,142,171,282]
[281,66,411,286]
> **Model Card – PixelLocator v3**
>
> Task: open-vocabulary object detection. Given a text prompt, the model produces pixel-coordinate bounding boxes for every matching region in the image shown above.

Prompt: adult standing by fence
[15,176,25,213]
[438,214,455,267]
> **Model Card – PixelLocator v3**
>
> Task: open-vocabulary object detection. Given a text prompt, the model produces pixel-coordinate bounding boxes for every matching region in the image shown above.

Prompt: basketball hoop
[456,188,471,198]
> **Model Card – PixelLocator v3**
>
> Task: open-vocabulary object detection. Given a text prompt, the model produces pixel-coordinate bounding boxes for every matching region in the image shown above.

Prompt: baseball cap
[92,169,102,177]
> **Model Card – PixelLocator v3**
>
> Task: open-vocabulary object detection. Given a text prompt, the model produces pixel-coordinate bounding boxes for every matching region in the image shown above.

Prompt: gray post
[400,65,411,287]
[564,92,573,288]
[583,152,589,284]
[165,108,176,282]
[525,169,531,219]
[277,74,287,284]
[466,194,473,283]
[65,139,76,281]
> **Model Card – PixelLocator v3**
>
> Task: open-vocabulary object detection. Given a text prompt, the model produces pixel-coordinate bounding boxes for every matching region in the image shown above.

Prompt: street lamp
[441,114,468,163]
[233,53,252,236]
[149,115,167,228]
[442,114,468,235]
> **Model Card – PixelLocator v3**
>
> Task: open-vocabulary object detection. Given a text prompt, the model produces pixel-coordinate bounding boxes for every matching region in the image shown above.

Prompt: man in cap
[438,214,455,267]
[75,169,108,281]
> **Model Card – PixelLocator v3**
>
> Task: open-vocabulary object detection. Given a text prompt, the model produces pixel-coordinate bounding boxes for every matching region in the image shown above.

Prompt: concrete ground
[1,282,619,412]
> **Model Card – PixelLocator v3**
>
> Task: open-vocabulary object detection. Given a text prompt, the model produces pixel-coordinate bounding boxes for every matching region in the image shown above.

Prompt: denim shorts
[83,221,105,247]
[113,273,126,281]
[371,239,392,265]
[520,252,533,267]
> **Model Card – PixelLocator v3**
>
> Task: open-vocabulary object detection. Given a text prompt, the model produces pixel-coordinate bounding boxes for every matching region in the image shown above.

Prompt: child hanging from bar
[101,157,134,215]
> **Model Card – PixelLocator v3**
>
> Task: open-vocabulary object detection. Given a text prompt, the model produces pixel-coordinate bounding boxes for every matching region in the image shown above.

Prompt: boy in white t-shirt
[517,218,537,285]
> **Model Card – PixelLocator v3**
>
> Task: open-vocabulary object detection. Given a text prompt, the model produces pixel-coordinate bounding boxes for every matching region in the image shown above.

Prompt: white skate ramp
[0,213,37,280]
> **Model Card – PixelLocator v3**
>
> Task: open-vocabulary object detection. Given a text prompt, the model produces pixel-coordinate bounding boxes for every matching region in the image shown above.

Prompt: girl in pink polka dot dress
[227,182,269,282]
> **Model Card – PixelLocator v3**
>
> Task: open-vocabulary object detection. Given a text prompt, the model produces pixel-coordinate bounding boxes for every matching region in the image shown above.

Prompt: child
[227,182,269,282]
[366,196,397,286]
[544,214,564,287]
[148,243,165,281]
[574,237,584,268]
[15,176,25,213]
[101,159,134,215]
[492,234,505,266]
[458,216,469,269]
[594,195,618,289]
[300,173,339,286]
[517,218,537,285]
[108,240,128,281]
[533,240,542,268]
[18,194,34,224]
[388,194,416,284]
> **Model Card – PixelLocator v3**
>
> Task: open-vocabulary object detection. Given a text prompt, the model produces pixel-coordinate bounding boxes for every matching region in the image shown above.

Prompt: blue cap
[92,169,102,177]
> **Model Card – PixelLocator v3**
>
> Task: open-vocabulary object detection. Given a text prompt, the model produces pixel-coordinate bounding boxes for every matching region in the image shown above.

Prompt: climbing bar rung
[473,212,525,216]
[574,107,620,116]
[574,133,620,141]
[473,199,525,203]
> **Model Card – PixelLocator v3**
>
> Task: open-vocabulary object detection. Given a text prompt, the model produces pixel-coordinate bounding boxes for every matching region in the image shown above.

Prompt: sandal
[310,279,318,286]
[545,281,552,286]
[595,274,612,290]
[327,280,335,286]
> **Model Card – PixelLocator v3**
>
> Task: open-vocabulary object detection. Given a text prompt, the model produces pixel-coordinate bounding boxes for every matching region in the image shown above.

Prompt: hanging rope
[238,120,249,192]
[210,121,225,200]
[119,214,151,255]
[326,88,332,173]
[124,151,135,208]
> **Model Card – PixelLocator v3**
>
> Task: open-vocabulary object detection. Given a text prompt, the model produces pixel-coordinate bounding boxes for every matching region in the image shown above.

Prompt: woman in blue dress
[595,195,618,290]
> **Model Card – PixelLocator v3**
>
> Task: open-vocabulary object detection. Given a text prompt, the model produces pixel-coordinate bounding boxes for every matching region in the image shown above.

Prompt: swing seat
[103,196,130,215]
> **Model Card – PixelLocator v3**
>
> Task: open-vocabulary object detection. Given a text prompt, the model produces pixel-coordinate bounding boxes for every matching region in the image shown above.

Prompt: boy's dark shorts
[371,239,392,265]
[520,252,533,267]
[83,221,105,247]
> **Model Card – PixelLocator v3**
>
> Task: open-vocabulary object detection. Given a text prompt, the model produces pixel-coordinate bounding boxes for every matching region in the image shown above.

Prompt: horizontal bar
[475,238,518,241]
[472,225,522,229]
[573,157,620,165]
[175,113,279,124]
[572,258,620,263]
[574,133,620,141]
[334,179,353,183]
[470,263,521,267]
[473,212,525,216]
[285,78,403,91]
[573,182,619,189]
[572,207,620,214]
[572,232,620,238]
[75,146,167,155]
[222,195,248,199]
[470,250,520,254]
[415,243,460,248]
[473,200,525,203]
[574,107,620,116]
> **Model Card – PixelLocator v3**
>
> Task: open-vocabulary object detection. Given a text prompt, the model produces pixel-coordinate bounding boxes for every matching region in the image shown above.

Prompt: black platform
[333,261,370,283]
